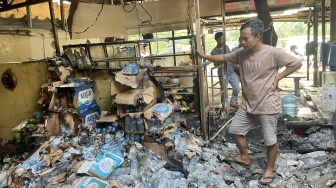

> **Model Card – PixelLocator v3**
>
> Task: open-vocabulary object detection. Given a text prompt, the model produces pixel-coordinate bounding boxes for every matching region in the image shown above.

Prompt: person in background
[231,37,244,77]
[197,19,302,185]
[211,32,240,110]
[289,45,303,60]
[232,37,244,52]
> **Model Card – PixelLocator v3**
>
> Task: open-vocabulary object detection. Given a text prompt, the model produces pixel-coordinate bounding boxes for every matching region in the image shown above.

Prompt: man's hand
[213,62,221,66]
[272,78,279,91]
[196,49,205,58]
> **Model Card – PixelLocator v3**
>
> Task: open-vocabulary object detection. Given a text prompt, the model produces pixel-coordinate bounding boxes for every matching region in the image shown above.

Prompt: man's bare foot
[226,155,250,168]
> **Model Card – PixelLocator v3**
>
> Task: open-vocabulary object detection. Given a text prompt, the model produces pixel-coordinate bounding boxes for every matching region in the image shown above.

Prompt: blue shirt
[211,45,235,76]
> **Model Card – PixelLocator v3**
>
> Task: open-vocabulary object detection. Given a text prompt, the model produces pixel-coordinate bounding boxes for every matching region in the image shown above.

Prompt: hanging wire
[41,1,105,35]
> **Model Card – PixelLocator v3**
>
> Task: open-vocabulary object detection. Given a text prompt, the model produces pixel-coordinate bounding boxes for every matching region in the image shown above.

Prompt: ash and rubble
[0,55,336,187]
[1,111,335,188]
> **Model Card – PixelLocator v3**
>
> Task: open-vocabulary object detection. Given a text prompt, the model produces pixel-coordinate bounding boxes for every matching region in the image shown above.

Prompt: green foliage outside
[126,22,330,55]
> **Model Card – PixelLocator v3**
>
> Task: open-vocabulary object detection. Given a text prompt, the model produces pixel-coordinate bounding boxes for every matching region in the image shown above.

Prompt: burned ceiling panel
[0,0,332,35]
[68,0,190,39]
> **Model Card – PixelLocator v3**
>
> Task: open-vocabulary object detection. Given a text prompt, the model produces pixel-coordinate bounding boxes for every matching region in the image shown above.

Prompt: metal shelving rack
[62,34,209,136]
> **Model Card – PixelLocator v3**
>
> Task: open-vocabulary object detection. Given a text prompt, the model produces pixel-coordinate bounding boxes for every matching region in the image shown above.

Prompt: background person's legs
[228,72,240,106]
[218,75,225,109]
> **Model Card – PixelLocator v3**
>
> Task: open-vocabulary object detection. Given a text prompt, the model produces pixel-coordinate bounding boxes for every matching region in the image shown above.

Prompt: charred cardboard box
[115,87,155,118]
[144,103,174,123]
[143,140,167,160]
[114,68,145,89]
[50,82,97,115]
[81,106,100,128]
[76,143,124,179]
[73,176,109,188]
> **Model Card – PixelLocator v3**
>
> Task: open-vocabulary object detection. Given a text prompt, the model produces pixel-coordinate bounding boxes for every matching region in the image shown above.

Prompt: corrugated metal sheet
[202,0,331,27]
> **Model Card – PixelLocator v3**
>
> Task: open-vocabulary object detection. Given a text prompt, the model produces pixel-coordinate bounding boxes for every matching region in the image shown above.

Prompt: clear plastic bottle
[128,145,138,160]
[172,131,182,147]
[124,116,131,133]
[115,130,124,138]
[170,171,183,179]
[111,167,131,176]
[54,160,72,168]
[137,118,145,134]
[202,148,217,156]
[282,90,297,117]
[157,178,169,188]
[147,117,159,133]
[105,134,113,143]
[233,177,244,188]
[130,159,139,177]
[223,166,232,181]
[141,157,159,173]
[181,157,190,170]
[27,178,36,188]
[117,175,134,186]
[141,73,149,89]
[134,134,142,143]
[189,155,201,167]
[130,117,137,134]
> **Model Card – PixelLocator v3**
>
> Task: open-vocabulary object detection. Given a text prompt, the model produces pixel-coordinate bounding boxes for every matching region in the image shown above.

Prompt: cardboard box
[144,103,174,123]
[322,86,336,112]
[58,83,97,115]
[114,69,145,89]
[110,79,131,96]
[115,87,154,106]
[45,115,61,137]
[96,114,118,123]
[73,176,109,188]
[143,141,167,160]
[81,106,100,127]
[77,143,124,179]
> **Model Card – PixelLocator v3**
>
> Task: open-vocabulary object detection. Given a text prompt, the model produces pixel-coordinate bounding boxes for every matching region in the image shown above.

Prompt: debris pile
[0,55,336,187]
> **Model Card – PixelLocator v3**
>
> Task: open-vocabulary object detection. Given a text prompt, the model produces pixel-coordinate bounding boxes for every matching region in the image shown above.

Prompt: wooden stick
[209,116,234,142]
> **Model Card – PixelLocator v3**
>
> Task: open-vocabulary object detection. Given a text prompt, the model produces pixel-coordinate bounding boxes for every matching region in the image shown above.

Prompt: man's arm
[273,61,303,90]
[196,49,226,63]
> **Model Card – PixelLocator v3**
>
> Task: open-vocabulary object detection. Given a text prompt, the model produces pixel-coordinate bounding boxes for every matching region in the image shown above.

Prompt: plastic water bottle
[54,160,72,168]
[137,118,145,134]
[124,116,131,133]
[130,117,137,134]
[147,118,159,133]
[111,167,131,176]
[105,134,113,143]
[130,159,139,177]
[282,90,297,117]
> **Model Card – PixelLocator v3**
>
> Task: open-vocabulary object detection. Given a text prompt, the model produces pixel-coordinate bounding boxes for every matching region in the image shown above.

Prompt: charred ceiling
[0,0,332,31]
[0,0,49,12]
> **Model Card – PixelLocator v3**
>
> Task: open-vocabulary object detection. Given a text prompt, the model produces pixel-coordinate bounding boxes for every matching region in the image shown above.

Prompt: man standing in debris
[197,19,302,185]
[211,32,240,110]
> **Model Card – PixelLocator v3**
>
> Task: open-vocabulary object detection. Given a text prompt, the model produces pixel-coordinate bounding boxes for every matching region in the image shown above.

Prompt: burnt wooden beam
[0,0,48,12]
[49,0,61,55]
[66,0,109,4]
[25,0,32,28]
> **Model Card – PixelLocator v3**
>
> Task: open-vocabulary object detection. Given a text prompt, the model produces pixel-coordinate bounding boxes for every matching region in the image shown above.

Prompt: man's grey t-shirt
[211,45,235,76]
[224,45,300,114]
